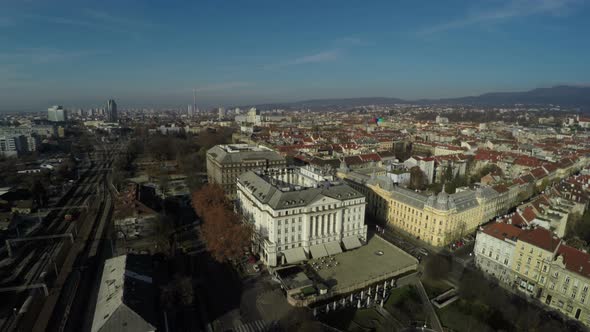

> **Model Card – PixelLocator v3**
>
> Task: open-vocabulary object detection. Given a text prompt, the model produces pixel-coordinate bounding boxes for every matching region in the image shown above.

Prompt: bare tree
[409,166,427,190]
[200,204,252,262]
[191,183,229,217]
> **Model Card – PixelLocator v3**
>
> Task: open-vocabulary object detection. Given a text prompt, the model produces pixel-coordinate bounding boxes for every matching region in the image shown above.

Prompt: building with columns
[236,166,367,267]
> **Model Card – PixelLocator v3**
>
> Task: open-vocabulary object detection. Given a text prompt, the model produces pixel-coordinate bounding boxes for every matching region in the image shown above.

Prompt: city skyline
[1,0,590,111]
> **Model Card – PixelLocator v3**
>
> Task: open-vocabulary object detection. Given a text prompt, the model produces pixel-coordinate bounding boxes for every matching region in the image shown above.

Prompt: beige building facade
[338,170,514,247]
[206,144,286,199]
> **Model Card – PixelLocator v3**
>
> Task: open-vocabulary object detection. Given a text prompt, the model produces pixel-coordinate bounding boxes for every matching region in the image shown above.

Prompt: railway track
[51,177,113,332]
[0,165,100,286]
[0,153,116,332]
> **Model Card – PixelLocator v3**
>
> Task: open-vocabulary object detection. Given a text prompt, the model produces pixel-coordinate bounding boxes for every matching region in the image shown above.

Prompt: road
[413,280,443,332]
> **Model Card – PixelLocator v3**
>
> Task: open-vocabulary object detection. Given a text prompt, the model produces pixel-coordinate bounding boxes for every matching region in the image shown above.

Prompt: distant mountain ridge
[247,85,590,109]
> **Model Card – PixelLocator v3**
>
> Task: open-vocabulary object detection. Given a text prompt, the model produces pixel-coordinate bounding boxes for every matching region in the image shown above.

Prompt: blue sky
[1,0,589,111]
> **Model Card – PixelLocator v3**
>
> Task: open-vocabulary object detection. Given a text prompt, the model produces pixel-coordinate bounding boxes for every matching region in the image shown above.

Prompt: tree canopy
[192,184,251,262]
[408,166,427,190]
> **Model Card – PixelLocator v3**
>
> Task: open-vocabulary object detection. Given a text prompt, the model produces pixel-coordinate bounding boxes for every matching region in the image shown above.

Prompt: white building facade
[474,222,522,285]
[236,167,367,267]
[48,105,67,122]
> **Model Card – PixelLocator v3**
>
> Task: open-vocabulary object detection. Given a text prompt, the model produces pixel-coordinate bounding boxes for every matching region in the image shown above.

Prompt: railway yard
[0,145,119,332]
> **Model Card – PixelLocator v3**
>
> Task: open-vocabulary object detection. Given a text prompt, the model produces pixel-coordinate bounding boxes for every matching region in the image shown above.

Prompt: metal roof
[238,171,364,210]
[91,255,156,332]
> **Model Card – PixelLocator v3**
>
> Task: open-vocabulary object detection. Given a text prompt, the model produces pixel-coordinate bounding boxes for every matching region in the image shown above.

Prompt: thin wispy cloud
[263,36,368,70]
[333,36,368,47]
[264,49,341,70]
[290,50,341,65]
[26,14,133,35]
[83,9,157,29]
[419,0,579,34]
[0,48,104,65]
[25,9,154,36]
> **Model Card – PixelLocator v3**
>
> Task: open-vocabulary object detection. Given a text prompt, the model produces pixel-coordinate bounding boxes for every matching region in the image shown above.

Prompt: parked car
[417,248,429,256]
[253,264,260,272]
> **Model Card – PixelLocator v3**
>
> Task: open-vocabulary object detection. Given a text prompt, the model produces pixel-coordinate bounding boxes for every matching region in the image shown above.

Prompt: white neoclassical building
[236,166,367,267]
[474,222,523,285]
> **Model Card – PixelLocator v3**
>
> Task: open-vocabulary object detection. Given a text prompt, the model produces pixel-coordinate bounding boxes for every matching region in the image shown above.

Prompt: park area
[320,285,425,332]
[432,267,587,332]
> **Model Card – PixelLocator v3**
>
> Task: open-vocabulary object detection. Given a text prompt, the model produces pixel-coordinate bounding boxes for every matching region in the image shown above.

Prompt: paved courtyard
[311,235,419,292]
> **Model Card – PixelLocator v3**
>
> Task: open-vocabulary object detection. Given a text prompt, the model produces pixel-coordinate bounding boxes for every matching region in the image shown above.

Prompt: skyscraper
[47,105,67,122]
[106,99,118,122]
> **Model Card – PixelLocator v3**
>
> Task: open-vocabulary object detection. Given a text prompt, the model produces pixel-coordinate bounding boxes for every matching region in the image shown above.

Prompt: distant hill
[432,85,590,107]
[245,85,590,110]
[251,97,407,109]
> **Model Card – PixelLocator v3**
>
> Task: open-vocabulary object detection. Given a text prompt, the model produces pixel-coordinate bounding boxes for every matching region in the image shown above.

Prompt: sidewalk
[413,280,443,332]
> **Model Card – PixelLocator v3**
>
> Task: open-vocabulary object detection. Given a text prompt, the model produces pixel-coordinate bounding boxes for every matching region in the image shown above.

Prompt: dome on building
[338,159,349,172]
[432,185,457,211]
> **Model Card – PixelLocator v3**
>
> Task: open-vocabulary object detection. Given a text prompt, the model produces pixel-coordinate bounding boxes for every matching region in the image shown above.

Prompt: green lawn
[384,285,425,324]
[421,277,452,299]
[436,299,508,332]
[321,307,393,332]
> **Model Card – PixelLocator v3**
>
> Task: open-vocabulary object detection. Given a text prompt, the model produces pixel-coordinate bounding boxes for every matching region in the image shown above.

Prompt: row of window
[275,202,363,217]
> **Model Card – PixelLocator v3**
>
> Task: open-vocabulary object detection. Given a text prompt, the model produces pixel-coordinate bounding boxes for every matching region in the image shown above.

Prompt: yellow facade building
[510,226,590,325]
[338,169,515,247]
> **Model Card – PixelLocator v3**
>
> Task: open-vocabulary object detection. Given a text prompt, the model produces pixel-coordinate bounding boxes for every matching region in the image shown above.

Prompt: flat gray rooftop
[310,235,418,293]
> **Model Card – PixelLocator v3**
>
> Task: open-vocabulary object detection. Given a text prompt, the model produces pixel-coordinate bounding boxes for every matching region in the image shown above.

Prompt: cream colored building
[206,144,286,199]
[505,226,590,326]
[540,244,590,324]
[237,167,367,267]
[510,227,560,296]
[338,169,513,247]
[474,222,522,285]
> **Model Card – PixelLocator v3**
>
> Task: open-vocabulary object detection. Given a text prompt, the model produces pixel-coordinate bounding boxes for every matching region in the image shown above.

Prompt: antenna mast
[193,88,197,113]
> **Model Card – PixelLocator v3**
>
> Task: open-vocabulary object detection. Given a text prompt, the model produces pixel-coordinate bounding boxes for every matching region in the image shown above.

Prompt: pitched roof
[514,156,543,168]
[238,170,363,210]
[518,227,561,252]
[506,213,527,226]
[359,153,382,162]
[521,206,537,222]
[482,222,523,242]
[556,244,590,279]
[492,184,509,193]
[92,255,156,332]
[530,167,548,180]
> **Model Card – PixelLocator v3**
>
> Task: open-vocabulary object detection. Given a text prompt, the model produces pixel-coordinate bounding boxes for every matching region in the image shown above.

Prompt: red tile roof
[492,184,509,193]
[344,156,364,165]
[507,213,527,227]
[530,167,548,180]
[521,206,537,222]
[482,222,523,242]
[518,227,561,252]
[514,156,543,168]
[556,244,590,279]
[543,163,558,173]
[359,153,382,162]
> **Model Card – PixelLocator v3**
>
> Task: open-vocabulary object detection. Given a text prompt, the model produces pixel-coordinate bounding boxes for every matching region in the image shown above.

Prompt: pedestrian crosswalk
[233,320,278,332]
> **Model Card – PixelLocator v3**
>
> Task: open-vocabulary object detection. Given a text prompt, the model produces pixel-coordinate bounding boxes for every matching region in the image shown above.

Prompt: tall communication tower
[193,88,197,114]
